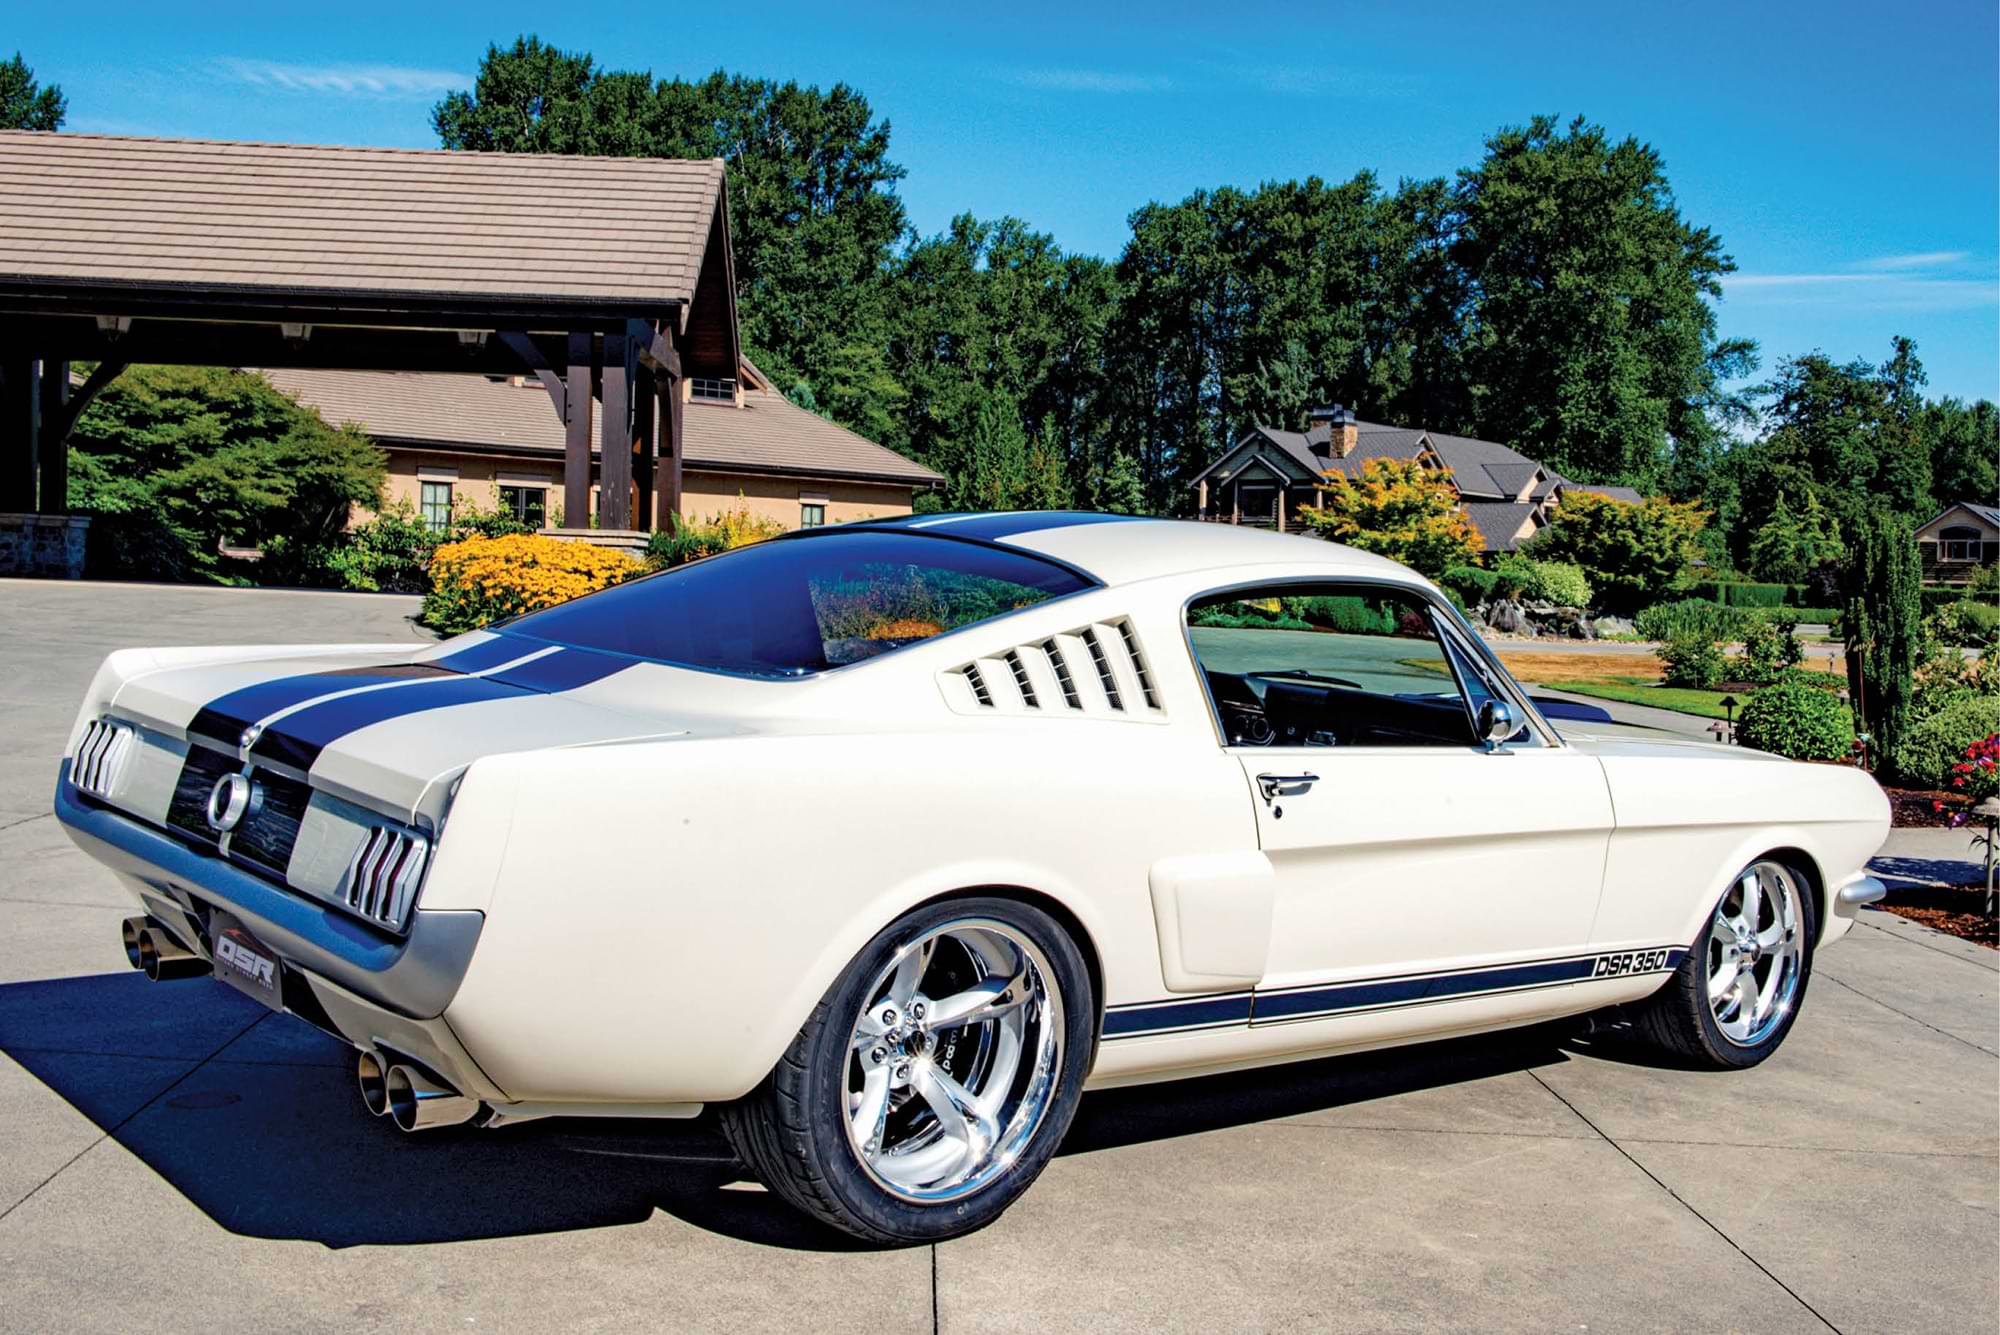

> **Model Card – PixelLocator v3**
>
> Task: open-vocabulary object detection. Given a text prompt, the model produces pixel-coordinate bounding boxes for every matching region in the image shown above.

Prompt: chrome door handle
[1256,772,1319,800]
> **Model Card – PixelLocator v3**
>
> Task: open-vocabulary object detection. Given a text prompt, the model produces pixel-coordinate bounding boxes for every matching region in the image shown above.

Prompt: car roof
[846,511,1419,586]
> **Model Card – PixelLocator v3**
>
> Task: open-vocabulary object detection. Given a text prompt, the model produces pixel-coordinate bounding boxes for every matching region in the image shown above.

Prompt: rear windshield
[499,530,1095,678]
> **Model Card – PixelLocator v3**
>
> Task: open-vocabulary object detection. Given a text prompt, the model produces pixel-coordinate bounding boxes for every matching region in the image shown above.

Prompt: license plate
[209,911,283,1011]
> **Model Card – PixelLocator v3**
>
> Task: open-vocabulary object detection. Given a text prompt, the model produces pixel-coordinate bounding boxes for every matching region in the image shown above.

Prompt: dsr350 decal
[1593,949,1672,978]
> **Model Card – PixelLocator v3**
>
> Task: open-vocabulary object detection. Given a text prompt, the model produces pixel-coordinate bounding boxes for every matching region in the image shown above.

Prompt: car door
[1184,580,1614,1027]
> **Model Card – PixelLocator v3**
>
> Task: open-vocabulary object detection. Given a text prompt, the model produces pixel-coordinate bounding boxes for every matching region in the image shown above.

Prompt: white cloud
[215,58,467,99]
[1009,68,1173,94]
[1854,250,1969,271]
[1723,252,1995,311]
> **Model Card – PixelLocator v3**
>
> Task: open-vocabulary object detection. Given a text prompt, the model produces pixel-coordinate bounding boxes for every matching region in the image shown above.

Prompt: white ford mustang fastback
[57,513,1889,1242]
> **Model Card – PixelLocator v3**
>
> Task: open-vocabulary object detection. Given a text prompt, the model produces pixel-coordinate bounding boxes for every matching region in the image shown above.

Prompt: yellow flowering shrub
[422,533,643,634]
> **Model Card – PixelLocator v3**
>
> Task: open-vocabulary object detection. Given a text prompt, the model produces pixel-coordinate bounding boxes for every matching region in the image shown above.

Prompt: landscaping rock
[1480,599,1533,636]
[1591,615,1636,640]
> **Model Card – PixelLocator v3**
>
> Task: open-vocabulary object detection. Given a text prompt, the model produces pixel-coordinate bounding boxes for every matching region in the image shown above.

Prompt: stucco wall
[372,448,913,531]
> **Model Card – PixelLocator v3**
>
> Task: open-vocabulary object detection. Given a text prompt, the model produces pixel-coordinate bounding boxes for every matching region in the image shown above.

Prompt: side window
[1188,586,1477,749]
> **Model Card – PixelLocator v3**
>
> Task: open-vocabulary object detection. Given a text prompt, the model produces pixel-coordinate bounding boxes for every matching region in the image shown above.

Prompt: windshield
[498,530,1095,678]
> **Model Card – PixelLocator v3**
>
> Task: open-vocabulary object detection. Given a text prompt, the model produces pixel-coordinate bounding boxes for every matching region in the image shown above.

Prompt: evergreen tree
[0,53,65,131]
[1842,509,1923,776]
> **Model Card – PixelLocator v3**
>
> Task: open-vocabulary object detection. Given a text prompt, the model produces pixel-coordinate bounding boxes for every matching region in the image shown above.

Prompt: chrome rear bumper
[54,760,481,1019]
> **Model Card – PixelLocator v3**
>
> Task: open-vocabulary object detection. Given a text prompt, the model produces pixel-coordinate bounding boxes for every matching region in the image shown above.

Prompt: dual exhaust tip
[121,916,210,982]
[118,918,482,1134]
[356,1049,484,1132]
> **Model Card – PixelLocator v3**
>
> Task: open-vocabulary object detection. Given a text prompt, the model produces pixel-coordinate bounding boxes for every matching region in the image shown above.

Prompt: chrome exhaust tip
[134,921,209,981]
[121,917,147,970]
[385,1064,483,1132]
[356,1050,389,1117]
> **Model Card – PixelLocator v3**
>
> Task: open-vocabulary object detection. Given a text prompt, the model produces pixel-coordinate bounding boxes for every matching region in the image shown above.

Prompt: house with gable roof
[1191,405,1640,555]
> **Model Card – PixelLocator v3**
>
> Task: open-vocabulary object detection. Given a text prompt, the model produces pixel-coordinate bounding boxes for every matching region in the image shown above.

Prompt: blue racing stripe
[911,512,1152,541]
[485,641,630,691]
[189,635,529,745]
[249,674,525,770]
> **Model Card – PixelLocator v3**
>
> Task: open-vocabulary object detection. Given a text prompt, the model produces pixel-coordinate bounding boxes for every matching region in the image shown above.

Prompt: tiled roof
[1460,500,1543,553]
[0,131,725,306]
[257,368,941,485]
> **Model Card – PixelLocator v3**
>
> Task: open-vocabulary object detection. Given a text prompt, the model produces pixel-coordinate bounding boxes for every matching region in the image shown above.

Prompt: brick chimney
[1308,404,1358,458]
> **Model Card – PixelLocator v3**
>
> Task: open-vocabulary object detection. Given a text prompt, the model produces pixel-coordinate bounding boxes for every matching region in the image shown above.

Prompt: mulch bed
[1883,786,1981,829]
[1876,881,1997,949]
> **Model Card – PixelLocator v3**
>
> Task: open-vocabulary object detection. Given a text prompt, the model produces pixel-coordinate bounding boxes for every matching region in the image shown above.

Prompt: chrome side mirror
[1477,700,1517,752]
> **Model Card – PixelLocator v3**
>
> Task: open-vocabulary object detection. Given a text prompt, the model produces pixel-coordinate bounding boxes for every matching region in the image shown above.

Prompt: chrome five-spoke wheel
[844,920,1064,1202]
[720,895,1092,1244]
[1706,860,1805,1047]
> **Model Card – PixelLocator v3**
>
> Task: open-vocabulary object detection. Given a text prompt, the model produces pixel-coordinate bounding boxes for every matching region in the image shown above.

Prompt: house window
[420,480,453,533]
[499,485,547,528]
[800,502,827,529]
[690,377,738,403]
[1939,526,1983,561]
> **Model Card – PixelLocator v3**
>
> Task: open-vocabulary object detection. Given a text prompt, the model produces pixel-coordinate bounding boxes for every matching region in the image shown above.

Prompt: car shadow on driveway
[2,971,1589,1252]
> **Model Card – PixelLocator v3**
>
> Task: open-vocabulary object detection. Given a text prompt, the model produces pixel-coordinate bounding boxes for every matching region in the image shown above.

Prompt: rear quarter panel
[442,725,1254,1104]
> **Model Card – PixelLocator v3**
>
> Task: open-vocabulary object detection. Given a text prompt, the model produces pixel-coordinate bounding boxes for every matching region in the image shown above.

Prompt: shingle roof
[1481,462,1543,501]
[1559,482,1644,505]
[257,368,941,485]
[1459,500,1542,553]
[0,131,726,306]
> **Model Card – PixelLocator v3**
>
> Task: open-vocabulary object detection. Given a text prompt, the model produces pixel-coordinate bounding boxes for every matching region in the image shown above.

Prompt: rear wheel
[720,896,1093,1244]
[1632,858,1816,1068]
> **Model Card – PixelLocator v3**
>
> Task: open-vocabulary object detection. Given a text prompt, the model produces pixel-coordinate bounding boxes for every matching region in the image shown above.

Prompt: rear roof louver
[941,617,1164,719]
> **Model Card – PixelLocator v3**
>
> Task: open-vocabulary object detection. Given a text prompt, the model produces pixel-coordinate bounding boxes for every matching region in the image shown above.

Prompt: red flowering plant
[1932,733,2000,827]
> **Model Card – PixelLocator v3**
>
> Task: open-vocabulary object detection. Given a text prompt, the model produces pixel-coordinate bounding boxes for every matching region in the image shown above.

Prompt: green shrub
[1733,616,1804,686]
[1725,582,1790,609]
[1659,630,1726,688]
[1892,697,2000,789]
[1287,595,1397,635]
[1496,554,1592,608]
[1931,600,2000,649]
[1737,677,1854,761]
[1442,564,1499,604]
[1635,599,1746,643]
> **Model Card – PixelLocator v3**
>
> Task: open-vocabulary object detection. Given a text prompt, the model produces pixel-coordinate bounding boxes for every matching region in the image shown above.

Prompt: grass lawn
[1553,678,1738,721]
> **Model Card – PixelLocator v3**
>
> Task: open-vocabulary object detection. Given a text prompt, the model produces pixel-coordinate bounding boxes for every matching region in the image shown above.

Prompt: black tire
[719,895,1094,1244]
[1630,858,1818,1069]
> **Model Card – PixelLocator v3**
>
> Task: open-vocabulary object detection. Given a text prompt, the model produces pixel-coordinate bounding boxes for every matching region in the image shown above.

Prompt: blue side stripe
[1102,949,1688,1041]
[1103,993,1253,1038]
[1252,956,1598,1024]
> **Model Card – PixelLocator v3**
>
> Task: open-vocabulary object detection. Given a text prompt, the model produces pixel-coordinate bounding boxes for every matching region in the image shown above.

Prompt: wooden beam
[37,360,67,514]
[598,331,633,530]
[634,369,656,533]
[658,328,684,533]
[494,331,566,424]
[563,332,593,530]
[0,361,37,512]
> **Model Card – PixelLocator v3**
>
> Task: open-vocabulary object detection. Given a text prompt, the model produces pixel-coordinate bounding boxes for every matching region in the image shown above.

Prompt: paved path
[0,581,1993,1333]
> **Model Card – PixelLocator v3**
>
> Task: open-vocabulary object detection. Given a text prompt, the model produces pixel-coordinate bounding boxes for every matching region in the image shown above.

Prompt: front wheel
[1631,858,1817,1068]
[720,896,1094,1244]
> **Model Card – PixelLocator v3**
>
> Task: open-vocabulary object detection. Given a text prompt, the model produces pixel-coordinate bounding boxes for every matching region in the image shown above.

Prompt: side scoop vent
[942,618,1165,720]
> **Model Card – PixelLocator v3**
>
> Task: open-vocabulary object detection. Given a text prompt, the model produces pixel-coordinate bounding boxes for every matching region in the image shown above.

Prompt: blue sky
[15,0,1999,403]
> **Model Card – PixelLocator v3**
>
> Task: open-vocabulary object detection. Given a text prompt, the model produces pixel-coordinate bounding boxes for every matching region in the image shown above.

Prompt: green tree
[1525,490,1708,613]
[1842,508,1923,776]
[1922,397,1999,507]
[67,366,385,582]
[1746,489,1843,583]
[1298,457,1483,577]
[1452,116,1737,488]
[434,39,907,426]
[0,52,64,130]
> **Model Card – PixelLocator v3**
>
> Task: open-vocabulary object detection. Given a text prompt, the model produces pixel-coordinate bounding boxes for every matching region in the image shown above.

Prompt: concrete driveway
[1,579,1993,1334]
